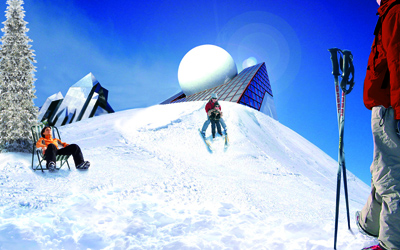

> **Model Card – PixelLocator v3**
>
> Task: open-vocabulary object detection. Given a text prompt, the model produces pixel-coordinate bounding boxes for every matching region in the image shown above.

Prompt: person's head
[211,93,218,102]
[41,126,51,138]
[215,104,220,109]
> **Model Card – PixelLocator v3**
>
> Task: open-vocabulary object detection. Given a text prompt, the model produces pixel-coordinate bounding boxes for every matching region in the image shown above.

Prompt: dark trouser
[210,119,222,137]
[201,116,227,133]
[45,144,84,167]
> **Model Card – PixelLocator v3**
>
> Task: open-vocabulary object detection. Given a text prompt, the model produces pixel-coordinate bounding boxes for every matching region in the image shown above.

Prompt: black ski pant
[45,144,84,167]
[210,119,222,137]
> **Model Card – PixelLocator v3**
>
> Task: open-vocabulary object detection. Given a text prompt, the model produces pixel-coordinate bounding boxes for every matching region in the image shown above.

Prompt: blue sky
[5,0,379,184]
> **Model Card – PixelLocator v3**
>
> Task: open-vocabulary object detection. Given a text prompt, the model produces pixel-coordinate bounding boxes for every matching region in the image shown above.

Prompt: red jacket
[364,0,400,119]
[205,100,221,113]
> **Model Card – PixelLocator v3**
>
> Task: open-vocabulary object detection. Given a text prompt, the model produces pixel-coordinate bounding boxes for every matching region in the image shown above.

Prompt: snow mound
[0,101,376,249]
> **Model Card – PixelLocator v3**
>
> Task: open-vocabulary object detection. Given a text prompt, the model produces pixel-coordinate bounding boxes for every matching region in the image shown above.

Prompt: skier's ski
[199,129,213,153]
[224,133,229,151]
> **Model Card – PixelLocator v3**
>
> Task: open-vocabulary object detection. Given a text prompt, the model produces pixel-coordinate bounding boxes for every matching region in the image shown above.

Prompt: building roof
[172,63,270,103]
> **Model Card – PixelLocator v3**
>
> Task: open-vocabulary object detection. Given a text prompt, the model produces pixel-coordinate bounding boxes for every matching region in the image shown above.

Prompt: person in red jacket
[36,126,90,171]
[357,0,400,249]
[200,93,227,137]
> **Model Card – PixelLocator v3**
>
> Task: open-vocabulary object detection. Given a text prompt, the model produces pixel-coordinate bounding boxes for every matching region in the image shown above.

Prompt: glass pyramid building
[37,91,64,123]
[39,73,114,126]
[162,62,277,120]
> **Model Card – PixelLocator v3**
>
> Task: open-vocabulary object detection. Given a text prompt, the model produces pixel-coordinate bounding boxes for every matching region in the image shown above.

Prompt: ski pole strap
[328,48,355,95]
[340,50,354,95]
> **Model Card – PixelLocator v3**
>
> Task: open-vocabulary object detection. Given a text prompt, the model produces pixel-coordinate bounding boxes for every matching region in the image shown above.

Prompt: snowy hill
[0,101,376,249]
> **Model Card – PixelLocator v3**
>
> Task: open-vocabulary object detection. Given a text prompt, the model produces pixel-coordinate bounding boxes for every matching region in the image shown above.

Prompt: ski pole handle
[341,50,355,95]
[328,48,341,76]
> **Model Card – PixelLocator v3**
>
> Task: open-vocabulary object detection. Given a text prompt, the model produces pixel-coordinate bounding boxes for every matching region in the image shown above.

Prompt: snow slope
[0,101,376,249]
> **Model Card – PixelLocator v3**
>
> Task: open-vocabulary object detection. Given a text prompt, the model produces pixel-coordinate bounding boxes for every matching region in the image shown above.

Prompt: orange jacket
[364,0,400,119]
[36,135,68,154]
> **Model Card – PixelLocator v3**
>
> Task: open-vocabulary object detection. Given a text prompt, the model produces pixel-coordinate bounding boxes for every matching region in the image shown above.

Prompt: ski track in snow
[0,102,377,249]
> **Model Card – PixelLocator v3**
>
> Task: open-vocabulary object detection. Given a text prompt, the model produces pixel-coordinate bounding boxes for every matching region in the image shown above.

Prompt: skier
[36,126,90,171]
[209,103,223,139]
[356,0,400,249]
[200,93,227,137]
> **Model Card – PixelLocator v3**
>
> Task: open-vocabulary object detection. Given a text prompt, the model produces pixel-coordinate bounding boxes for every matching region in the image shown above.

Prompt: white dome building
[178,45,237,96]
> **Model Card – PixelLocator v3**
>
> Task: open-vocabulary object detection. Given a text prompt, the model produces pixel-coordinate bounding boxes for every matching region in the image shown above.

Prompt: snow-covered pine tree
[0,0,38,153]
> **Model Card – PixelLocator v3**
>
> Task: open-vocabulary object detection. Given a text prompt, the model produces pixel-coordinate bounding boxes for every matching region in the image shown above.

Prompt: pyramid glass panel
[237,63,273,111]
[38,92,64,122]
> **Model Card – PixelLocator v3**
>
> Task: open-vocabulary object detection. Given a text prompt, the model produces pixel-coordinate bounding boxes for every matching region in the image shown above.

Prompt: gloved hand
[396,120,400,137]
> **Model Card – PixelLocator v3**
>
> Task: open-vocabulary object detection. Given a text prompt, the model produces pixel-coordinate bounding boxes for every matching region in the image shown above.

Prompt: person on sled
[200,93,227,137]
[36,126,90,171]
[208,102,223,139]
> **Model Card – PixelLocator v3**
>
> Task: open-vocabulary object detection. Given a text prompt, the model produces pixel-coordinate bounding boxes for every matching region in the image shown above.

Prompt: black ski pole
[329,48,342,250]
[328,48,355,250]
[340,50,355,233]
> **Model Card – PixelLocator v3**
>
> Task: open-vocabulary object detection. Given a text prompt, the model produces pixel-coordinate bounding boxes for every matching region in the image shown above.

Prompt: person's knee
[68,144,79,149]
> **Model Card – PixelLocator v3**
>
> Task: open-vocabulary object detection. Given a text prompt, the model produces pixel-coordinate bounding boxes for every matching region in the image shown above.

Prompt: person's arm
[36,138,47,154]
[57,139,69,148]
[205,102,212,113]
[36,138,46,149]
[383,7,400,119]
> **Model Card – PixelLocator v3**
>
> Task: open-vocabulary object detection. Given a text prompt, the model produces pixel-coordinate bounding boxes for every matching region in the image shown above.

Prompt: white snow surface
[0,101,377,250]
